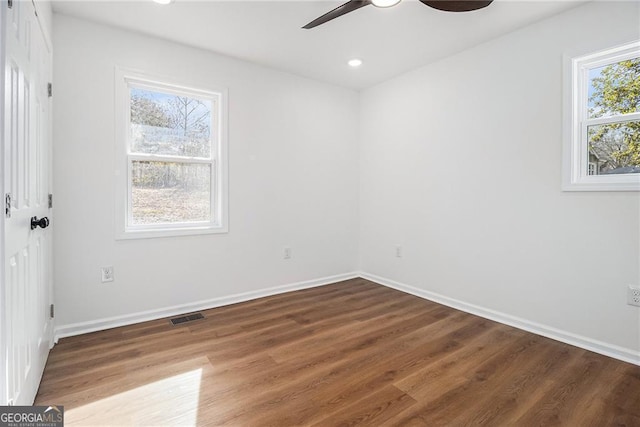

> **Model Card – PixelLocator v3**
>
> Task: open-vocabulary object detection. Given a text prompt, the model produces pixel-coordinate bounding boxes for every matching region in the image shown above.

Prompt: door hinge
[5,193,11,218]
[47,83,52,97]
[48,194,53,209]
[50,304,55,319]
[8,0,12,9]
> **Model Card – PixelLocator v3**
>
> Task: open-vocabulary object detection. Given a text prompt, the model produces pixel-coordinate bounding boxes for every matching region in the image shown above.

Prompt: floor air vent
[170,313,204,325]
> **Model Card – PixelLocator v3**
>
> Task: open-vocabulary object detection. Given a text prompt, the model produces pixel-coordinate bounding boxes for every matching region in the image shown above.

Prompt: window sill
[562,175,640,192]
[116,224,228,240]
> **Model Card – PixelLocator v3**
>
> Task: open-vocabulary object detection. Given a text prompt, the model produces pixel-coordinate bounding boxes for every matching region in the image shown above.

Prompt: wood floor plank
[392,325,520,401]
[299,318,489,424]
[513,350,634,426]
[240,312,481,426]
[194,310,449,425]
[388,333,544,426]
[446,338,576,426]
[266,299,448,364]
[311,385,416,427]
[34,280,640,426]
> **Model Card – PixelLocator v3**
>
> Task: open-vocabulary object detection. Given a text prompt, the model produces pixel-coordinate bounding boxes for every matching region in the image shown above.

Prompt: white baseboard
[54,272,359,341]
[54,270,639,367]
[359,272,640,366]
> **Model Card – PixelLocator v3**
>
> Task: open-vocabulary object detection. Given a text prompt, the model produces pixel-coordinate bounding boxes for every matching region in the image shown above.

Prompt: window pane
[131,161,211,225]
[587,121,640,175]
[588,57,639,119]
[130,87,212,158]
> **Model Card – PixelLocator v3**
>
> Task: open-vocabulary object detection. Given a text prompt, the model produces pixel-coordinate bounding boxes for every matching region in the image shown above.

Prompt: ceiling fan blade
[303,0,372,29]
[419,0,493,12]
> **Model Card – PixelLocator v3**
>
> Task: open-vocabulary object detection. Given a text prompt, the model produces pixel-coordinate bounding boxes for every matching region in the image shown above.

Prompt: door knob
[30,216,50,230]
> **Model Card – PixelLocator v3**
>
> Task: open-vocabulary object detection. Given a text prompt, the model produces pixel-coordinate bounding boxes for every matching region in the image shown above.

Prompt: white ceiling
[52,0,585,89]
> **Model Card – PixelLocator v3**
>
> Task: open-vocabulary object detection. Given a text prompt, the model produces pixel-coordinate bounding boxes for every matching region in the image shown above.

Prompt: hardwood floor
[35,278,640,426]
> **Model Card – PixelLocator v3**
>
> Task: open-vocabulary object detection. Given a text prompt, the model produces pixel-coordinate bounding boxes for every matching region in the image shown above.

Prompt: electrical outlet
[395,245,402,258]
[628,285,640,307]
[101,266,114,283]
[284,247,292,260]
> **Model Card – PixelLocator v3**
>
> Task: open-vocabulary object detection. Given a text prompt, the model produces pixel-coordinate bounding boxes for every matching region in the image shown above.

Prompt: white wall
[53,15,359,329]
[359,1,640,357]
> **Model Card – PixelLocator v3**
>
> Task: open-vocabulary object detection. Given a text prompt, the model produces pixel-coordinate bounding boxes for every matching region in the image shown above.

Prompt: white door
[2,0,53,405]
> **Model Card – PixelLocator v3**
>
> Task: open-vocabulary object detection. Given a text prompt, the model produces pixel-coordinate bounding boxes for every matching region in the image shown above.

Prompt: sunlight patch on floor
[65,368,203,426]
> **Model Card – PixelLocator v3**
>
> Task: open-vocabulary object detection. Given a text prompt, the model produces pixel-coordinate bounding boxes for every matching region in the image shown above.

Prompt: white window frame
[563,40,640,191]
[115,67,228,239]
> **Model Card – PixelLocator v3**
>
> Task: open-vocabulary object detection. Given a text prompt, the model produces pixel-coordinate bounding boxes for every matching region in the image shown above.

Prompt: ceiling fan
[303,0,493,29]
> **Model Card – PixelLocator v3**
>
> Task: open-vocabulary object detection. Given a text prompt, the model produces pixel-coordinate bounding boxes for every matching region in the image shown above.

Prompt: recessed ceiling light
[348,59,363,68]
[153,0,173,4]
[371,0,401,8]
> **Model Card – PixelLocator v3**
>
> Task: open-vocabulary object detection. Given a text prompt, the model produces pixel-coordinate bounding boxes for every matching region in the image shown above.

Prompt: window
[563,41,640,191]
[115,69,228,238]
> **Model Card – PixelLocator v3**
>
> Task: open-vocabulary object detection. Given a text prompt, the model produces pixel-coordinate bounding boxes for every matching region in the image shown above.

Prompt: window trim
[114,67,228,239]
[562,40,640,191]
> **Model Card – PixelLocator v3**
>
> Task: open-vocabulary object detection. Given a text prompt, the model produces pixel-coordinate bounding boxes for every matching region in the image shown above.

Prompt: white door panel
[3,0,53,406]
